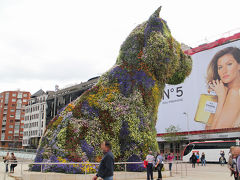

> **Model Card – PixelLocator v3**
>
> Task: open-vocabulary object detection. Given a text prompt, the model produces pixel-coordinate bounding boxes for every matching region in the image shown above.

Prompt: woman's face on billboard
[217,54,240,84]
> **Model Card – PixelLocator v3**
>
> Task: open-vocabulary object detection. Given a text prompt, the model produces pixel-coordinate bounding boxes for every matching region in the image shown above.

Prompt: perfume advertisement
[156,38,240,133]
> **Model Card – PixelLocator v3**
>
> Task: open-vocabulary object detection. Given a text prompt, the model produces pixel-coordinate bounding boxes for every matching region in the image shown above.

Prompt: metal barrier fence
[2,160,188,180]
[0,151,36,160]
[0,147,37,153]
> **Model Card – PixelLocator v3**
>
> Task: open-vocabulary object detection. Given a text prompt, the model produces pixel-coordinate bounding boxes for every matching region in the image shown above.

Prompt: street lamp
[183,112,190,144]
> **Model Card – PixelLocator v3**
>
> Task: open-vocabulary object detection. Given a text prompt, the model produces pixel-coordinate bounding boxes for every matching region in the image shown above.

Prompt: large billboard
[156,34,240,133]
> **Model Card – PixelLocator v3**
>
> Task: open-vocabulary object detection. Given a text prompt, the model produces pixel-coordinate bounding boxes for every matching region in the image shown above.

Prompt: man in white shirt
[146,151,155,180]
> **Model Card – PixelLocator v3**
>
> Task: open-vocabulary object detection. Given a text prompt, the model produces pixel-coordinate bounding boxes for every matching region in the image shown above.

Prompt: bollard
[124,163,127,180]
[185,162,187,176]
[4,170,6,180]
[180,162,183,177]
[175,162,177,174]
[21,163,23,177]
[85,162,87,180]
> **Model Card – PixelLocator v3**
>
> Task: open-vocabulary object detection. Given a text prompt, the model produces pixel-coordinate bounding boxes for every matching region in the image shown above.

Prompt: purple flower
[127,154,144,172]
[120,121,130,137]
[144,17,164,47]
[80,140,95,160]
[132,70,155,90]
[81,101,99,118]
[109,66,133,97]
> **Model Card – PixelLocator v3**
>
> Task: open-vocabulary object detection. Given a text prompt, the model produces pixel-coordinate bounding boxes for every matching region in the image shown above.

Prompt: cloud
[0,0,240,93]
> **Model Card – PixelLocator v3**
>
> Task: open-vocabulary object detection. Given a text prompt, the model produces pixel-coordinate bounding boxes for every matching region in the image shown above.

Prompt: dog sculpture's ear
[166,50,192,85]
[144,6,170,47]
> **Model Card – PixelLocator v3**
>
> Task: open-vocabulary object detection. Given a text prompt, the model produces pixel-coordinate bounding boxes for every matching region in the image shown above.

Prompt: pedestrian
[230,153,238,180]
[92,141,114,180]
[196,152,200,166]
[155,152,164,180]
[190,153,197,168]
[10,152,17,173]
[145,151,155,180]
[167,153,174,176]
[201,152,206,166]
[220,150,226,166]
[164,153,168,161]
[3,152,11,172]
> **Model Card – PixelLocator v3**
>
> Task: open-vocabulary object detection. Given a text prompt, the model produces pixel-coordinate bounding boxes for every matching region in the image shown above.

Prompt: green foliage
[162,125,186,143]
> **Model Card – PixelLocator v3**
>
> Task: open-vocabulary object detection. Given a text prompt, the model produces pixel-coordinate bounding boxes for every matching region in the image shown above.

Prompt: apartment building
[22,89,48,149]
[0,91,30,148]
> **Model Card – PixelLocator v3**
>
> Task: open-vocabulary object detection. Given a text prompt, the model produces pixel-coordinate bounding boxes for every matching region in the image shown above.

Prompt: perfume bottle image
[194,94,218,126]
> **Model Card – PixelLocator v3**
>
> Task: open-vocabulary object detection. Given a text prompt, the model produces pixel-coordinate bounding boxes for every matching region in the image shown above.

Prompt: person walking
[196,152,200,166]
[190,153,197,168]
[10,152,17,173]
[201,152,206,166]
[3,152,11,172]
[92,141,114,180]
[220,150,226,166]
[230,153,239,180]
[155,152,164,180]
[167,153,174,176]
[145,151,155,180]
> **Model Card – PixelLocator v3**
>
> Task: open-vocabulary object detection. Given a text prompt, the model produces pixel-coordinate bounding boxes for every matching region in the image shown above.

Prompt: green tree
[162,125,186,143]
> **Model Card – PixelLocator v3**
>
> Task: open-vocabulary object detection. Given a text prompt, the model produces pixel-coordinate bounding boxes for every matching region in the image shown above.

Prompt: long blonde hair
[206,47,240,83]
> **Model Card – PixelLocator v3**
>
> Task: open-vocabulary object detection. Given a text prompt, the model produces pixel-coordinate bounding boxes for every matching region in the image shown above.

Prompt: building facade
[22,90,48,149]
[0,91,30,148]
[46,77,99,126]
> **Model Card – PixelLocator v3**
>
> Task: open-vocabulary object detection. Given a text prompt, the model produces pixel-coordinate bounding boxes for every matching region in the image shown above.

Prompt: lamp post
[183,112,190,144]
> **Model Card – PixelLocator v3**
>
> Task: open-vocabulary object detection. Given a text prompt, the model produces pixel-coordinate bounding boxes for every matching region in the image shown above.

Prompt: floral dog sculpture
[33,7,192,173]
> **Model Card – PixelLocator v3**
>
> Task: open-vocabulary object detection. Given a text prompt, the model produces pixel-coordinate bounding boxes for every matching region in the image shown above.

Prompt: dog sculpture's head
[116,7,192,84]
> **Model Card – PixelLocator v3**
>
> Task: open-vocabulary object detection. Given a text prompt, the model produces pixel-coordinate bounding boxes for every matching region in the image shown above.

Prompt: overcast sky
[0,0,240,94]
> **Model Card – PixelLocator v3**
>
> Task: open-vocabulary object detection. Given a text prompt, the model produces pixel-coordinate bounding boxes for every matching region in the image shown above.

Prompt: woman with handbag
[3,152,10,172]
[10,152,17,173]
[155,152,164,180]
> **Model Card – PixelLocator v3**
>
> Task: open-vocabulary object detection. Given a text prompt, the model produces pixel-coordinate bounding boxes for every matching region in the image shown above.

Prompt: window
[8,136,12,140]
[10,109,14,112]
[23,94,28,97]
[17,99,22,108]
[9,125,13,128]
[12,94,16,97]
[183,144,193,156]
[9,131,13,134]
[5,93,9,104]
[17,93,23,98]
[12,98,16,102]
[23,99,27,102]
[15,110,21,119]
[10,115,14,118]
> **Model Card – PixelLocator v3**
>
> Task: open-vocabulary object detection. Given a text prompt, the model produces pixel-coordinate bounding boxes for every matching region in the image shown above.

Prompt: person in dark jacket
[201,152,206,166]
[92,141,114,180]
[190,153,197,168]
